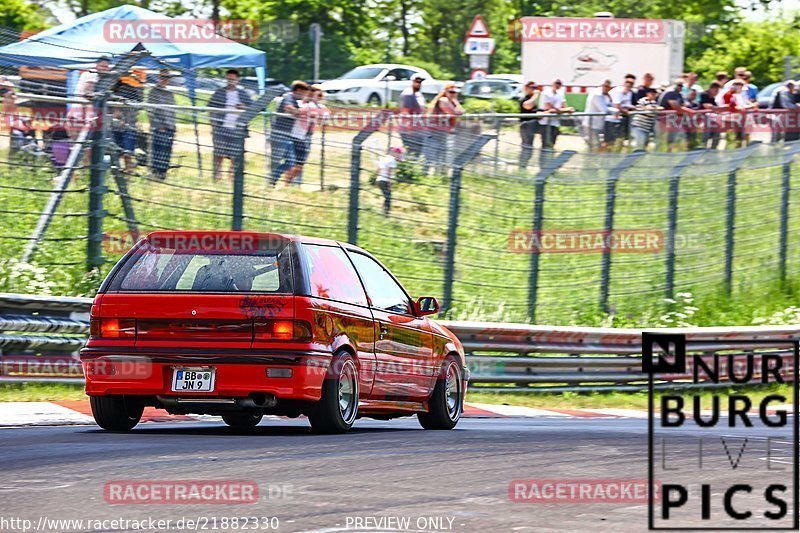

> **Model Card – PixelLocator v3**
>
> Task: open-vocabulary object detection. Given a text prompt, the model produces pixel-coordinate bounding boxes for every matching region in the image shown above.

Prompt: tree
[688,16,800,85]
[0,0,51,35]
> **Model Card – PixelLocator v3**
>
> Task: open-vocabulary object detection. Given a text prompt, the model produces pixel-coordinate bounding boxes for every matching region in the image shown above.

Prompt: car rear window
[107,240,294,293]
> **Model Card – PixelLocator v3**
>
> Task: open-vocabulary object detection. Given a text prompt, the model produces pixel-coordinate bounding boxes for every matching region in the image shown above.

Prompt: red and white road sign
[469,68,488,81]
[467,15,490,37]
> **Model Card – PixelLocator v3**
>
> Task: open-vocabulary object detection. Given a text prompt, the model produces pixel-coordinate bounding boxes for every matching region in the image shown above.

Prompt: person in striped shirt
[629,88,661,151]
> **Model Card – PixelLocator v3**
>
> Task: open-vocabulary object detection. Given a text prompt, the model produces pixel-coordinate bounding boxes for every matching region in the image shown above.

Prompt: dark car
[81,231,468,434]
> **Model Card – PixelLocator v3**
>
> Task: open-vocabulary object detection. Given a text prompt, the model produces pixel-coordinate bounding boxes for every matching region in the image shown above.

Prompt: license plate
[171,367,215,392]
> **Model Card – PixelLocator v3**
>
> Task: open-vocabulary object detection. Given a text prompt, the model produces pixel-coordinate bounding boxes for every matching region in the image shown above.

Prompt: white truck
[519,16,685,87]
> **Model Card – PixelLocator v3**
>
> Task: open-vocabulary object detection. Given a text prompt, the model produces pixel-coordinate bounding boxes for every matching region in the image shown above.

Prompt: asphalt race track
[0,415,795,532]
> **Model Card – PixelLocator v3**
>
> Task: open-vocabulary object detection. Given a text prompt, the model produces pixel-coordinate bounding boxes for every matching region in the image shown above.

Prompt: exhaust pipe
[236,393,277,409]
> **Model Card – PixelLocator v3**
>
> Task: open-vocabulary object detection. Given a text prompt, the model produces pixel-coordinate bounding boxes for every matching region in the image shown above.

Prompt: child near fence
[375,147,404,215]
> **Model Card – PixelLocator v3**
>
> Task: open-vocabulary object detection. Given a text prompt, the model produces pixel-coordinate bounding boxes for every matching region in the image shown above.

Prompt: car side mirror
[414,296,439,317]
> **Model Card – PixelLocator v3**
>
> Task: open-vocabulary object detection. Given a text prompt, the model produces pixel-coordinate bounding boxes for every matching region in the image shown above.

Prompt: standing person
[111,68,145,174]
[630,88,661,151]
[66,57,109,140]
[634,72,655,103]
[585,80,612,151]
[606,78,634,150]
[429,83,464,172]
[269,80,309,185]
[375,147,404,215]
[284,84,330,186]
[146,69,176,180]
[681,72,703,103]
[658,79,691,151]
[518,81,540,168]
[743,71,758,101]
[772,81,798,143]
[724,79,757,148]
[209,69,253,182]
[398,73,428,160]
[538,78,572,150]
[699,82,723,149]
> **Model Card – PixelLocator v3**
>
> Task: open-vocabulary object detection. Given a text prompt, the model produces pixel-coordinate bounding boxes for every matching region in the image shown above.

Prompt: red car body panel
[80,231,467,417]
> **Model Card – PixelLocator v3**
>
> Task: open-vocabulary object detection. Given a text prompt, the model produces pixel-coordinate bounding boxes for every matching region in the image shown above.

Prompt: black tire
[222,413,263,429]
[367,93,382,107]
[308,352,359,434]
[90,395,144,431]
[418,355,464,430]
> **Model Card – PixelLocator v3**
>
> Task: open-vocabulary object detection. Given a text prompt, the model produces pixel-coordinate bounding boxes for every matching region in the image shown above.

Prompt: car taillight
[91,318,136,339]
[254,320,312,342]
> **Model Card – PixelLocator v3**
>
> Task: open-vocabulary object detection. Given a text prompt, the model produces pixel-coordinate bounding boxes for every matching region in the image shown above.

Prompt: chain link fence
[2,70,800,324]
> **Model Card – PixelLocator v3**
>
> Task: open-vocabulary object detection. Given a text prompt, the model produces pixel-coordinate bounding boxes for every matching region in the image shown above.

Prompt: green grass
[1,382,791,410]
[1,126,800,326]
[468,384,795,410]
[0,383,88,402]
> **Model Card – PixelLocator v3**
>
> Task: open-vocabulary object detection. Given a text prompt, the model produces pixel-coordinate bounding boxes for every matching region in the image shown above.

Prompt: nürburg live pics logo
[643,332,799,530]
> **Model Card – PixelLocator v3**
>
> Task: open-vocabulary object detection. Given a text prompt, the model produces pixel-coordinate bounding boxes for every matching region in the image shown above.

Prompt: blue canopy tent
[0,5,268,181]
[0,5,267,96]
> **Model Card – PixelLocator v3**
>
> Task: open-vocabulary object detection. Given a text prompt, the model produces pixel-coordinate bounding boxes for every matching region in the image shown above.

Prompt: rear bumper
[79,348,330,401]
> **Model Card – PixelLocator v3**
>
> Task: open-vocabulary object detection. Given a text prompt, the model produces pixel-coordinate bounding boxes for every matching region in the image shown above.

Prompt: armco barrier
[0,293,796,392]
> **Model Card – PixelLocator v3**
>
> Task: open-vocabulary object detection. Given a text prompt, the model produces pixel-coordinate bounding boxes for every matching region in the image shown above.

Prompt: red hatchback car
[80,231,468,433]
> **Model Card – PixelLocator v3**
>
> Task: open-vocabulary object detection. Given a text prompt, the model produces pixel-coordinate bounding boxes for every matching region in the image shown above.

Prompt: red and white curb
[0,402,793,427]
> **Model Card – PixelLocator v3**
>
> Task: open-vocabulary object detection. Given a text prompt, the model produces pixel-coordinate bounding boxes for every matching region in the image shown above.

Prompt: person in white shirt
[208,69,253,181]
[585,80,613,151]
[66,57,109,139]
[283,85,331,186]
[375,146,404,215]
[538,78,573,149]
[606,79,634,149]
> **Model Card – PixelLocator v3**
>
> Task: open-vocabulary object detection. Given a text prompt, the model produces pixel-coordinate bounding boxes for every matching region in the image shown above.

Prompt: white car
[320,64,444,107]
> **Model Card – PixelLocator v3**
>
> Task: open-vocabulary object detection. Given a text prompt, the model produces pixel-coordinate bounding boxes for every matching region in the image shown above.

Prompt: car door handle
[379,325,389,338]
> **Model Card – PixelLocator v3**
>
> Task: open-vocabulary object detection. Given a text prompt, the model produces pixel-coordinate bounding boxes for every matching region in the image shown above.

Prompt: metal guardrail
[0,293,796,392]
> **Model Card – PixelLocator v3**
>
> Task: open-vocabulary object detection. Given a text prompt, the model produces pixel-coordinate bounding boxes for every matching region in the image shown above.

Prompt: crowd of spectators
[522,67,797,154]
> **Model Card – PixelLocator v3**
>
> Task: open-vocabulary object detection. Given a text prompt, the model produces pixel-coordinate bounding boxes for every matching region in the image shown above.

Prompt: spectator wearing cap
[539,78,573,151]
[269,79,308,185]
[284,84,331,186]
[209,69,253,181]
[518,80,540,168]
[429,83,464,173]
[630,87,661,151]
[146,69,176,180]
[398,73,430,166]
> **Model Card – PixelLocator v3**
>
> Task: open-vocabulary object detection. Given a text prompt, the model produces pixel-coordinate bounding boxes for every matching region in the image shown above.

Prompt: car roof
[356,63,426,72]
[144,230,347,249]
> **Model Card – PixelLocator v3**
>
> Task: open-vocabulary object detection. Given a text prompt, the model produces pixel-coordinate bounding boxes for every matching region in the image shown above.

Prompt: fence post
[723,143,760,295]
[87,102,110,270]
[347,112,389,244]
[319,123,326,191]
[441,133,494,316]
[229,93,275,231]
[664,152,704,299]
[598,152,645,312]
[231,128,246,231]
[527,150,575,323]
